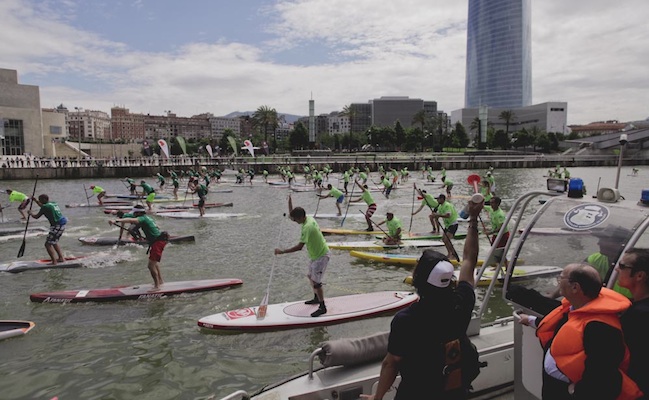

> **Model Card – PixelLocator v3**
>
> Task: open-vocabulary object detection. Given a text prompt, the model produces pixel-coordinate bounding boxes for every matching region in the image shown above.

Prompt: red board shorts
[148,240,167,262]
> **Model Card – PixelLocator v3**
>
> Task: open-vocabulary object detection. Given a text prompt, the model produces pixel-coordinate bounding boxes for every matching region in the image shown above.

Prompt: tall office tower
[464,0,532,108]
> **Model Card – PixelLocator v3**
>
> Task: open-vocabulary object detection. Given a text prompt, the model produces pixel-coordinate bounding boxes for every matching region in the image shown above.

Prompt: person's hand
[108,220,114,226]
[274,248,283,255]
[518,313,531,326]
[467,198,484,217]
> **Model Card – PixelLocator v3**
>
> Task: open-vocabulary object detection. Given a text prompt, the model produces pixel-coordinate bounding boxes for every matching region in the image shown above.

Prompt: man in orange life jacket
[519,263,642,399]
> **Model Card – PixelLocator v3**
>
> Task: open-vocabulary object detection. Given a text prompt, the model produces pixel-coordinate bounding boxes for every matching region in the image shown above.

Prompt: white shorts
[307,253,330,284]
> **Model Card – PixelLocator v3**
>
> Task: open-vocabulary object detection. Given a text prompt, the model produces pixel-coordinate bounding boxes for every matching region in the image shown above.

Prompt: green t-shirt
[137,215,161,242]
[361,190,375,206]
[359,172,367,181]
[92,186,104,194]
[329,187,343,199]
[9,191,27,202]
[586,253,632,299]
[381,178,391,188]
[141,183,155,194]
[343,171,350,182]
[437,201,458,228]
[421,193,438,209]
[485,206,507,233]
[38,202,65,226]
[386,217,402,238]
[300,216,329,260]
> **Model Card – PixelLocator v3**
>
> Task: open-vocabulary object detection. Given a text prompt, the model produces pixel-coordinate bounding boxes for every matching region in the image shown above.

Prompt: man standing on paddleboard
[89,185,106,206]
[274,194,330,317]
[109,205,169,292]
[350,181,377,232]
[5,188,30,220]
[318,184,344,216]
[431,194,459,261]
[29,194,68,265]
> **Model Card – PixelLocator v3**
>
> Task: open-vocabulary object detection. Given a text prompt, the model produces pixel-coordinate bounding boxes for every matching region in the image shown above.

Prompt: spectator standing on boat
[431,194,459,261]
[588,227,633,298]
[412,187,440,234]
[5,189,30,220]
[274,194,330,318]
[318,184,344,216]
[350,181,376,232]
[616,248,649,397]
[139,180,156,211]
[109,205,169,291]
[367,199,482,400]
[376,208,402,245]
[518,263,641,400]
[29,194,68,265]
[89,185,106,206]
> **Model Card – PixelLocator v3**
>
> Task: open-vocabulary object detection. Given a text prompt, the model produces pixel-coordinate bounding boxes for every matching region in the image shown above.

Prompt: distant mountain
[222,111,304,124]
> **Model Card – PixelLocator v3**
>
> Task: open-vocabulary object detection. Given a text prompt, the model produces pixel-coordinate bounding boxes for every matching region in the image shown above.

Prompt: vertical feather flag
[176,136,187,155]
[227,136,238,156]
[158,139,170,158]
[205,144,214,158]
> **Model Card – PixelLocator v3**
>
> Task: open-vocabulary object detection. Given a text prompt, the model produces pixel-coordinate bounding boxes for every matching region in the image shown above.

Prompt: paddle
[257,213,286,319]
[408,183,416,233]
[313,188,322,217]
[83,184,91,206]
[17,176,39,258]
[593,177,601,199]
[361,211,391,239]
[467,174,481,193]
[370,179,389,199]
[340,179,356,227]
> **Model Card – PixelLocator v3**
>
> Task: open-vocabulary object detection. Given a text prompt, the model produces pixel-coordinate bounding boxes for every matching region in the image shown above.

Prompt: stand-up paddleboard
[403,265,562,287]
[158,212,247,219]
[78,235,195,246]
[376,232,468,241]
[0,226,48,236]
[159,202,233,210]
[267,181,289,186]
[321,228,375,236]
[0,320,36,341]
[65,201,132,208]
[198,291,418,332]
[108,194,171,200]
[327,239,443,251]
[30,278,243,303]
[313,214,366,220]
[350,251,482,267]
[0,256,90,273]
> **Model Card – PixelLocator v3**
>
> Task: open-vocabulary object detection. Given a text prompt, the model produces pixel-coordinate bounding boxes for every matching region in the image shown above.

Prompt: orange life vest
[536,288,642,400]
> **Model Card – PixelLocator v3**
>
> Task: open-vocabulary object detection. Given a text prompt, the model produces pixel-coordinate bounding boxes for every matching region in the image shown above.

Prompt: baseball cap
[592,226,633,241]
[436,193,446,200]
[413,250,455,290]
[90,185,95,189]
[131,205,146,214]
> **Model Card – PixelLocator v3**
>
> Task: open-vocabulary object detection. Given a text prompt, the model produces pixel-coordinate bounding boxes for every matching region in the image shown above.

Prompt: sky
[2,0,648,125]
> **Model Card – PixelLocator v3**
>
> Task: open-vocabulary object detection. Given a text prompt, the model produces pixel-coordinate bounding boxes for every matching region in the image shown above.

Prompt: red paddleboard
[198,291,418,332]
[30,279,243,303]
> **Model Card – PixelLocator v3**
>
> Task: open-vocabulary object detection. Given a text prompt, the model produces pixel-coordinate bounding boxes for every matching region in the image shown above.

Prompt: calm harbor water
[0,165,646,399]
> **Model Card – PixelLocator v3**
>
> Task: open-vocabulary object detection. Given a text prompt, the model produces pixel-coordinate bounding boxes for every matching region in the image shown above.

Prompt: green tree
[453,122,470,148]
[252,106,279,151]
[492,129,510,149]
[289,122,309,150]
[405,127,425,152]
[499,110,516,137]
[535,132,551,153]
[340,104,357,152]
[394,121,406,150]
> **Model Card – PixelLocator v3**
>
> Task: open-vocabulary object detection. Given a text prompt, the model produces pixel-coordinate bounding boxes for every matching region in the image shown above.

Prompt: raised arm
[458,199,483,284]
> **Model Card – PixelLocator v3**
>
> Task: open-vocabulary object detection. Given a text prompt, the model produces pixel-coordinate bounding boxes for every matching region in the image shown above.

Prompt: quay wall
[1,152,646,181]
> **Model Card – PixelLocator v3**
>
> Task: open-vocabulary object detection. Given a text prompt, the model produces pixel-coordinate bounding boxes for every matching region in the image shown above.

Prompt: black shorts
[18,199,30,210]
[445,223,459,236]
[198,197,206,207]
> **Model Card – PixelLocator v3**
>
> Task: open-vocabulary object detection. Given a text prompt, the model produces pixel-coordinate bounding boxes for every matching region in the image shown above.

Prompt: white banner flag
[158,139,170,158]
[205,144,214,158]
[241,139,259,157]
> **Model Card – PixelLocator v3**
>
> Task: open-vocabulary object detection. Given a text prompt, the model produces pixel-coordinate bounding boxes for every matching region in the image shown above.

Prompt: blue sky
[2,0,648,125]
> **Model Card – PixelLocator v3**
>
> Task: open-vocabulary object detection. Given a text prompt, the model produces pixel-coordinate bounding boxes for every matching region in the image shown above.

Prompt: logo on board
[563,204,610,230]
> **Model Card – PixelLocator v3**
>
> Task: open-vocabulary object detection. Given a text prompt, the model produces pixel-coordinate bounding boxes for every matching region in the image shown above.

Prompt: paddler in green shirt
[139,180,156,210]
[89,185,106,205]
[480,179,493,203]
[441,176,453,197]
[379,175,393,198]
[431,193,459,260]
[29,194,68,265]
[6,188,30,220]
[275,194,330,318]
[350,181,377,231]
[377,208,402,245]
[109,205,169,291]
[318,184,344,216]
[483,196,509,248]
[343,170,351,194]
[125,177,137,195]
[262,169,269,182]
[412,186,440,233]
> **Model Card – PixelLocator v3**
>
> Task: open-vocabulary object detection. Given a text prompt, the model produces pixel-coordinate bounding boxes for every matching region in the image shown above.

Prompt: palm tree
[252,105,279,147]
[412,109,428,151]
[499,110,516,136]
[340,104,357,151]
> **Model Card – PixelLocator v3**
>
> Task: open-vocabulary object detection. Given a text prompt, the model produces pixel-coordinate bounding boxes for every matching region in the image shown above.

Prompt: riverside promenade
[0,151,646,181]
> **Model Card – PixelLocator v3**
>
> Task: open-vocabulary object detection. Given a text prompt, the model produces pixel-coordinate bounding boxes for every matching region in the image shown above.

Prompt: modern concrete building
[41,108,67,157]
[208,115,241,140]
[465,0,532,108]
[0,68,43,156]
[371,96,425,129]
[451,102,568,139]
[327,112,350,135]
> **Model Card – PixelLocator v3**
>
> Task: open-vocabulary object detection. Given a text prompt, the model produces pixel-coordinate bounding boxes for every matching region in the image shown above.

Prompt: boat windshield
[503,196,649,316]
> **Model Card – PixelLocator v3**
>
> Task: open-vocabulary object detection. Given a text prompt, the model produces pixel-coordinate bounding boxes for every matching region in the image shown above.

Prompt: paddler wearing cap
[376,207,402,245]
[109,205,169,291]
[368,198,482,400]
[139,180,156,210]
[430,193,459,261]
[89,185,106,205]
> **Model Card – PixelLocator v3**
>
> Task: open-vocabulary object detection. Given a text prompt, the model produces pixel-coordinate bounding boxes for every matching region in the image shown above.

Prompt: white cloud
[1,0,648,124]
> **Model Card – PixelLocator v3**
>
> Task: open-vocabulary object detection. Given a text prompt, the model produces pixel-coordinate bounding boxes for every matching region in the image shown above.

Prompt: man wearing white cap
[367,196,482,400]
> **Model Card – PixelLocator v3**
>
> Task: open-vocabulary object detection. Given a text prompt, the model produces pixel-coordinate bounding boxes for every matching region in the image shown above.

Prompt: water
[0,166,646,399]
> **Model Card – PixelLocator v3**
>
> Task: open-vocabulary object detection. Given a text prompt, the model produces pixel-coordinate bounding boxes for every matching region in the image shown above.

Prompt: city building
[68,109,111,140]
[327,112,350,135]
[0,68,43,156]
[208,115,241,140]
[41,108,67,157]
[568,121,626,137]
[451,101,568,138]
[465,0,532,108]
[110,107,145,142]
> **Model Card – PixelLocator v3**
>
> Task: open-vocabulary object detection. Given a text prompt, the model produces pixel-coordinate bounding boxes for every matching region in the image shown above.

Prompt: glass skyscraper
[465,0,532,108]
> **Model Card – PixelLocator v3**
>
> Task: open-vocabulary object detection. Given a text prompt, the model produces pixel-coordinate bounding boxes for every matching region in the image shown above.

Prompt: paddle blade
[257,292,269,319]
[467,174,481,193]
[17,241,26,258]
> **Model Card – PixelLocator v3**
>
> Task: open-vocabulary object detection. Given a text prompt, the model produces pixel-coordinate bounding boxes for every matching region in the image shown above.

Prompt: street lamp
[74,107,83,162]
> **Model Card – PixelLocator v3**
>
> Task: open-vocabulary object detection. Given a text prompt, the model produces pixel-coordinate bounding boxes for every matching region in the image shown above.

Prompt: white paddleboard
[0,320,36,341]
[327,239,444,250]
[198,291,418,332]
[157,212,247,219]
